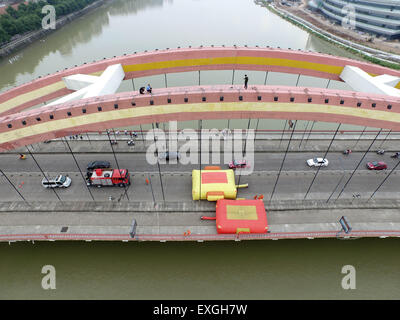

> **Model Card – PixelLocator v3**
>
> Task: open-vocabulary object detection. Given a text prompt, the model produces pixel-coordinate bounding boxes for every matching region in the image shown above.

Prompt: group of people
[139,84,152,94]
[69,135,83,140]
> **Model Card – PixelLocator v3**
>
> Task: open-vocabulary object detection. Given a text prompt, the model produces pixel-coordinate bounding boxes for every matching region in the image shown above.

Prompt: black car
[158,152,180,161]
[87,161,111,171]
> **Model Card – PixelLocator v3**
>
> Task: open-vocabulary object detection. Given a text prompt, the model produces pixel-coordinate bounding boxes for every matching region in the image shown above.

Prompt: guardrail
[1,229,399,242]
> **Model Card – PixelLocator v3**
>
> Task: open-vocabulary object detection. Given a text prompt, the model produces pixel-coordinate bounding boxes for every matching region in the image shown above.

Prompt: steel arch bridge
[0,46,399,151]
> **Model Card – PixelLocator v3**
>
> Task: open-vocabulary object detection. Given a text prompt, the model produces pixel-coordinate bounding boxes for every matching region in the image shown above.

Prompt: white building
[315,0,400,39]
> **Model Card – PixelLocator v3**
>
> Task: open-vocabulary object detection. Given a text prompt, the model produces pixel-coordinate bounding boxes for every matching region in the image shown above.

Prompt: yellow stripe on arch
[0,72,105,114]
[1,102,400,146]
[0,81,66,114]
[122,56,344,75]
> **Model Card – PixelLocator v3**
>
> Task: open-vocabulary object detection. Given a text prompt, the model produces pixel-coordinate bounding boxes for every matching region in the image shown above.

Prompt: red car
[228,160,248,169]
[366,161,387,170]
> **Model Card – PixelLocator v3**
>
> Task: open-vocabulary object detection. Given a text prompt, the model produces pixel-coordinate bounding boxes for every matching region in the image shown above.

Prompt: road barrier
[1,229,400,242]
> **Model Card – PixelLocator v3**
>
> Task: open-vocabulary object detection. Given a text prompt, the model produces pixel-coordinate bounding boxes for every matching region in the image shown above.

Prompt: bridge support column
[295,74,301,87]
[369,160,400,201]
[0,168,27,202]
[335,129,383,201]
[264,72,269,85]
[304,123,341,200]
[270,120,297,201]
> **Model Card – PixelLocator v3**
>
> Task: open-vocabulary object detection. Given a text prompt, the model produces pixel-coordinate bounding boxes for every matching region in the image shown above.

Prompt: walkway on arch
[1,46,400,116]
[0,84,399,152]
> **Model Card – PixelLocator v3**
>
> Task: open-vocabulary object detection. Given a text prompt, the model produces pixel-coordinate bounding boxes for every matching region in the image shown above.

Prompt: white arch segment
[340,65,400,97]
[47,64,125,107]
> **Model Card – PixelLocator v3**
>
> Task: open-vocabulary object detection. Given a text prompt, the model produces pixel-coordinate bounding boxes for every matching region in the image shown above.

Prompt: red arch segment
[0,85,399,152]
[1,46,400,116]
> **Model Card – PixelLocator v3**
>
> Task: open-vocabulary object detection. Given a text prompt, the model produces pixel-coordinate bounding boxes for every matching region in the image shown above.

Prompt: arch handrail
[0,84,399,152]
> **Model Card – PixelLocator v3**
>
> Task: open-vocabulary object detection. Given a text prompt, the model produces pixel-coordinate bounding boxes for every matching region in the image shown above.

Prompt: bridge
[1,46,400,242]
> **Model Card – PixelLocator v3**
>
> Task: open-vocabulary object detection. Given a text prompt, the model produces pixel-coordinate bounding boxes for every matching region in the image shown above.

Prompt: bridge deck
[1,200,400,241]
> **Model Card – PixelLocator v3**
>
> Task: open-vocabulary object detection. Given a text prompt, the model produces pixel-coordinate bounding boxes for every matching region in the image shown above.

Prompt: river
[0,0,398,300]
[1,239,400,299]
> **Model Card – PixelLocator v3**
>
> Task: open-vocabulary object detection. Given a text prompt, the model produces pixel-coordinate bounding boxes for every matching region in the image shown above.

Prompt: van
[42,175,72,188]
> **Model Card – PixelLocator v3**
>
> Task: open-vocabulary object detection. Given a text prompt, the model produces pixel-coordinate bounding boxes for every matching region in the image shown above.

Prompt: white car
[42,175,72,188]
[307,158,329,167]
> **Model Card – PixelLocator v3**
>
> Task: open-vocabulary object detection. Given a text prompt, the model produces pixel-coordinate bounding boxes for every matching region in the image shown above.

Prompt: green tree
[0,0,98,45]
[5,6,18,19]
[0,26,10,44]
[0,16,18,36]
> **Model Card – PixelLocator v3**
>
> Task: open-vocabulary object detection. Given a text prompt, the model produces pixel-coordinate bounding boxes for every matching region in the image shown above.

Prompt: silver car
[42,175,72,188]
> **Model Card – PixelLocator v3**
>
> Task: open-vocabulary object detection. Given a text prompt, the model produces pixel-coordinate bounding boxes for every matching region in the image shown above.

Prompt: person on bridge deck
[146,84,152,94]
[244,74,248,89]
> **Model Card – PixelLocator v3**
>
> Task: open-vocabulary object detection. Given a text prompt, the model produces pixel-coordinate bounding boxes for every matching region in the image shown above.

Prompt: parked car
[228,160,248,169]
[159,151,180,161]
[42,175,71,188]
[306,158,329,167]
[87,161,111,171]
[366,161,387,170]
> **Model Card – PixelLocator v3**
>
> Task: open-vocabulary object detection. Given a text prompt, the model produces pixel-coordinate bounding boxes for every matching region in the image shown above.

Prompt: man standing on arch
[244,74,249,89]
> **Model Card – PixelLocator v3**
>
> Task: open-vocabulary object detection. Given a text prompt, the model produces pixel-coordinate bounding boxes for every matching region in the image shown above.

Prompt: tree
[18,3,28,14]
[0,0,96,45]
[0,26,10,44]
[5,6,18,19]
[0,16,18,36]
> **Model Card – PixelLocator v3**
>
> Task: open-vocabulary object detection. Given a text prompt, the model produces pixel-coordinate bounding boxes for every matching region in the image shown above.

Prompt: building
[315,0,400,39]
[0,0,28,15]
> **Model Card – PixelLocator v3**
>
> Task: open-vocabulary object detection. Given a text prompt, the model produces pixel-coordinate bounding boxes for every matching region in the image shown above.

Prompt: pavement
[1,200,400,240]
[6,131,400,154]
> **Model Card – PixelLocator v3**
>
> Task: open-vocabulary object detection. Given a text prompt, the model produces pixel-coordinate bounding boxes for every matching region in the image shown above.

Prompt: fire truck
[87,168,130,187]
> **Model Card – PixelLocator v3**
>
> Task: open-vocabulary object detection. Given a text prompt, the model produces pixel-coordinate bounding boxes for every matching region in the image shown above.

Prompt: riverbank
[0,0,110,59]
[256,0,400,69]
